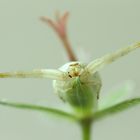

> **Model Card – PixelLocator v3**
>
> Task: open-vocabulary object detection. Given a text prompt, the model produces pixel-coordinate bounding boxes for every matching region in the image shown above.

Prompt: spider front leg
[0,69,67,81]
[86,42,140,74]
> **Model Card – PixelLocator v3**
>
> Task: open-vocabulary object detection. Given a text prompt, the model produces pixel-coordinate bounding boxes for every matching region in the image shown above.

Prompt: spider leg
[86,42,140,74]
[0,69,67,80]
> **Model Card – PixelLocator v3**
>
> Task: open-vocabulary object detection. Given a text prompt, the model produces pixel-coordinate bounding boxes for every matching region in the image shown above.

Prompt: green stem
[81,119,92,140]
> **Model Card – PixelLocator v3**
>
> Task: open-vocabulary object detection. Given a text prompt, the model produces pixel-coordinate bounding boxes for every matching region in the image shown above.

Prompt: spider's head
[59,62,86,78]
[67,62,84,78]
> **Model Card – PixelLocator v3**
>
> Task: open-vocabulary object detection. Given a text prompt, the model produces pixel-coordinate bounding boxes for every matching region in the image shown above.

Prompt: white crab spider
[0,43,139,114]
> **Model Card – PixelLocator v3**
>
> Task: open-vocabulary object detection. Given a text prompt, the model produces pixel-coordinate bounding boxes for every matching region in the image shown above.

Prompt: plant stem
[81,119,92,140]
[61,36,77,61]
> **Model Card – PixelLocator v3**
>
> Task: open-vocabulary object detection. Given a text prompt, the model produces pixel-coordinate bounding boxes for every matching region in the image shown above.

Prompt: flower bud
[53,62,102,116]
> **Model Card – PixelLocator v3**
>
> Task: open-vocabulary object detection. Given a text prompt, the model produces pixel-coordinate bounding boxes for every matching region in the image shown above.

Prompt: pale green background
[0,0,140,140]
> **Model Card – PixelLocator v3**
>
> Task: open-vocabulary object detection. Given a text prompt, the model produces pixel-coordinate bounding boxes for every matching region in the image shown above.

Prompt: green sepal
[94,98,140,121]
[0,100,77,121]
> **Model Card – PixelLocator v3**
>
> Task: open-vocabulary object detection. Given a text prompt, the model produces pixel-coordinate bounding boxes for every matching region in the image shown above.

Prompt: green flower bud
[53,62,102,116]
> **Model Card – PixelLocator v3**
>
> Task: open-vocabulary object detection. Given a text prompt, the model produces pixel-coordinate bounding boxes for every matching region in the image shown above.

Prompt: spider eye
[68,72,72,78]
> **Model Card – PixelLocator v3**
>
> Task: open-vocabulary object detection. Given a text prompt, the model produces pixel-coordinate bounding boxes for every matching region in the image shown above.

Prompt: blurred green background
[0,0,140,140]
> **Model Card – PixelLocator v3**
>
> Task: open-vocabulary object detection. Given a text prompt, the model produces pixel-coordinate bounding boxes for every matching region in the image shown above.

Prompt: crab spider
[0,43,139,114]
[0,43,139,80]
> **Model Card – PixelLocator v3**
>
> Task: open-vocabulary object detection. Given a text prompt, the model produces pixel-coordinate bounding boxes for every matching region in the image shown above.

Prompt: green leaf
[94,98,140,120]
[0,100,77,121]
[98,81,134,110]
